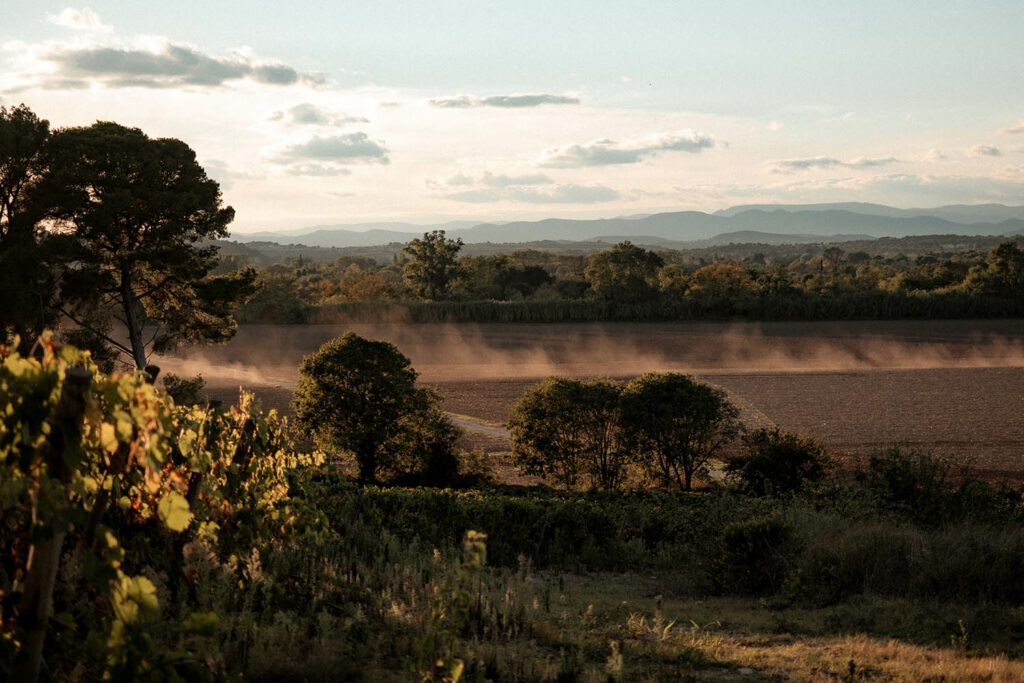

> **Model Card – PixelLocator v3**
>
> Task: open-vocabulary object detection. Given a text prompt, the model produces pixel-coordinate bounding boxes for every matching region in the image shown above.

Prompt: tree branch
[59,307,134,356]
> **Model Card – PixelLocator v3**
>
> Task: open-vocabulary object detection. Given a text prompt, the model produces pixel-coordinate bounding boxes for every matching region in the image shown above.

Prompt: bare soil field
[158,319,1024,478]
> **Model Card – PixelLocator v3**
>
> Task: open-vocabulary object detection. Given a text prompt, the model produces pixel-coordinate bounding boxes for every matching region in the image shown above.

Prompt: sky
[2,1,1024,233]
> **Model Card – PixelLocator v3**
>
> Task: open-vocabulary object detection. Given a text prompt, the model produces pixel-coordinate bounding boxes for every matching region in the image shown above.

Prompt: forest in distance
[227,229,1024,326]
[5,101,1024,682]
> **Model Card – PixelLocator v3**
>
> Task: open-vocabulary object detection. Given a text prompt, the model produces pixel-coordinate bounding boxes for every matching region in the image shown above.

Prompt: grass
[469,571,1024,681]
[183,500,1024,681]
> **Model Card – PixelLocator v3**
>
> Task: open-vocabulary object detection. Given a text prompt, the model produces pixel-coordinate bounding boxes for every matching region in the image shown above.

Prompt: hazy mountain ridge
[230,203,1024,248]
[714,202,1024,224]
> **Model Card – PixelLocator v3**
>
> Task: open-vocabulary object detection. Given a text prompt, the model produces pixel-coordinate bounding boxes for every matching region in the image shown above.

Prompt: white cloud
[479,172,553,187]
[268,132,389,175]
[48,7,111,32]
[767,120,784,131]
[446,184,619,204]
[777,172,1024,202]
[770,156,900,173]
[1001,117,1024,134]
[538,131,716,168]
[269,103,367,127]
[12,39,323,90]
[428,93,580,108]
[967,144,1001,157]
[924,149,948,162]
[430,170,613,204]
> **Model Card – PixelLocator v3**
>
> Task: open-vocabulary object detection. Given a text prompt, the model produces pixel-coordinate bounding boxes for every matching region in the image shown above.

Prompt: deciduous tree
[508,377,630,490]
[584,241,664,303]
[620,372,740,490]
[403,230,464,299]
[292,331,459,482]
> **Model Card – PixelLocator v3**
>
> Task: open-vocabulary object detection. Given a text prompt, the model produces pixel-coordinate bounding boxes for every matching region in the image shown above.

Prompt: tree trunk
[120,268,147,369]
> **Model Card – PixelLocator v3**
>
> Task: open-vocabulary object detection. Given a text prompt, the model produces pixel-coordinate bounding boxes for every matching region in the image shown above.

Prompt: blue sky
[3,2,1023,231]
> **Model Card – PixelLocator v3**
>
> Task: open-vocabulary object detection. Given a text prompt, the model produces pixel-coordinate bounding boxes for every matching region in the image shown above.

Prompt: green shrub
[854,448,958,525]
[726,428,830,496]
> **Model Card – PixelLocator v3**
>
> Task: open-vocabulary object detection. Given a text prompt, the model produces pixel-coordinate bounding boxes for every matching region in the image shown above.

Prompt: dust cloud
[154,320,1024,387]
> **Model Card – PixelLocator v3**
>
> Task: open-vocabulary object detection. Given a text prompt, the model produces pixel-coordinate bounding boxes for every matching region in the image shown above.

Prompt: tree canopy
[292,331,459,482]
[402,230,464,300]
[38,120,255,368]
[508,377,630,490]
[584,241,664,303]
[620,372,740,490]
[0,105,63,351]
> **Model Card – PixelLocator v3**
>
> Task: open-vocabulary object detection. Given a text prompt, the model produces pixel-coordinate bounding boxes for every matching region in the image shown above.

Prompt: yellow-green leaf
[100,423,118,453]
[112,574,158,624]
[115,416,133,442]
[157,491,193,532]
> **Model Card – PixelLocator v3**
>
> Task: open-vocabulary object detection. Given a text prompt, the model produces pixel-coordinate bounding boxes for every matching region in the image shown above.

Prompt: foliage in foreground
[0,335,321,680]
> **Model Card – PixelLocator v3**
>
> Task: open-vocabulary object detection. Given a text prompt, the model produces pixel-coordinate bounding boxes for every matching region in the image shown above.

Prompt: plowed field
[158,319,1024,478]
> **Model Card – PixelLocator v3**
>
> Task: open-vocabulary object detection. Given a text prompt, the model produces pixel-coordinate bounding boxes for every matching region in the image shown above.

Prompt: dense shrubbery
[0,336,322,679]
[300,463,1024,606]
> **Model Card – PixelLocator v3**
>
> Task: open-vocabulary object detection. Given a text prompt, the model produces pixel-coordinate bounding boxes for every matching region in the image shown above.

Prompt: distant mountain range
[230,203,1024,249]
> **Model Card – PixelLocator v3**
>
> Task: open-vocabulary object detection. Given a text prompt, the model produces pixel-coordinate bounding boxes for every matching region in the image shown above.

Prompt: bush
[854,448,956,525]
[715,514,794,595]
[725,428,830,496]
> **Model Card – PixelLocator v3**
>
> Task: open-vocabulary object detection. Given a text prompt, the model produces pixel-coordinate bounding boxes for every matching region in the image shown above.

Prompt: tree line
[237,229,1024,324]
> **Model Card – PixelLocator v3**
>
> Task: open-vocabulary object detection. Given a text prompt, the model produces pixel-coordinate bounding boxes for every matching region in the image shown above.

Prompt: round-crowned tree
[620,372,741,491]
[293,331,459,482]
[508,376,630,490]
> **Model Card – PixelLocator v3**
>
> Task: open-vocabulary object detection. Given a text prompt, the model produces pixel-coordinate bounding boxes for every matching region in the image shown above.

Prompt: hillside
[229,203,1024,248]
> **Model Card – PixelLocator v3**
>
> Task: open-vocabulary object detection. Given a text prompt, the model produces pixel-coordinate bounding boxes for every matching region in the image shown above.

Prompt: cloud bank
[48,7,112,32]
[430,171,616,204]
[447,184,619,204]
[1001,118,1024,135]
[269,132,389,175]
[26,41,324,89]
[967,144,1001,157]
